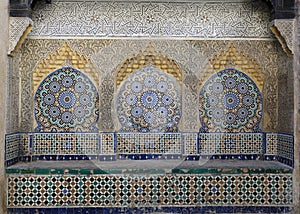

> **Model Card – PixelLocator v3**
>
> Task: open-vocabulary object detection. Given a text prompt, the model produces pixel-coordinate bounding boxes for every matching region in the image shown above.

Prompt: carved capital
[8,17,33,56]
[271,19,295,55]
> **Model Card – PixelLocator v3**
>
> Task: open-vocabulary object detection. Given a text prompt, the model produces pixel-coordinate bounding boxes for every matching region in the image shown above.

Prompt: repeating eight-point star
[117,66,181,132]
[34,67,99,132]
[199,68,262,132]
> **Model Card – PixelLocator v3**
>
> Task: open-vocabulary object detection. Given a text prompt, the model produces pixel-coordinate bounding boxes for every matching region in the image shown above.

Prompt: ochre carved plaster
[115,44,182,88]
[33,43,99,93]
[200,43,264,92]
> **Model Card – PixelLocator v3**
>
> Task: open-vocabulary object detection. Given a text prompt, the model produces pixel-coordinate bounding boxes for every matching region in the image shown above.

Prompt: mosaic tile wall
[116,133,182,156]
[34,67,99,132]
[5,134,20,166]
[199,68,262,133]
[7,174,293,208]
[99,133,115,155]
[265,133,294,167]
[199,133,264,159]
[182,133,198,156]
[277,133,294,166]
[5,132,294,166]
[33,133,99,157]
[117,66,181,132]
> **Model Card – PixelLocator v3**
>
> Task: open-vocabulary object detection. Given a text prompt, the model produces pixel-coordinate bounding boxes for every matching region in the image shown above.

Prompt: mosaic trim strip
[265,133,294,166]
[116,133,182,154]
[7,174,293,207]
[6,206,294,214]
[30,0,272,38]
[33,133,99,155]
[199,133,263,155]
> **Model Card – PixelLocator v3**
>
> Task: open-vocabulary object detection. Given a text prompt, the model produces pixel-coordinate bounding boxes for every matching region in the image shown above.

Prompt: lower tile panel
[7,174,293,208]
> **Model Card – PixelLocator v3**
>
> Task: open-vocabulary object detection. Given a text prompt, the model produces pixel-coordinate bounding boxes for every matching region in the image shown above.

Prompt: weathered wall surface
[1,1,8,213]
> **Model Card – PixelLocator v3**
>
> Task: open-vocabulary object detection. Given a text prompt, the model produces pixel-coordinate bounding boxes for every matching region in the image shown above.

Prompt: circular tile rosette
[199,68,262,132]
[34,67,99,132]
[117,66,181,132]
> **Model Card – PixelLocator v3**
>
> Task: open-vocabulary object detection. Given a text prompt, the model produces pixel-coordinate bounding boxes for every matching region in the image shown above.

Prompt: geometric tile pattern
[100,133,115,154]
[34,67,99,132]
[182,133,198,155]
[266,133,278,156]
[199,133,263,156]
[19,134,30,157]
[116,133,182,154]
[5,134,20,166]
[277,134,294,166]
[265,133,294,166]
[117,66,181,132]
[199,69,262,133]
[7,174,293,207]
[5,132,293,162]
[32,133,99,155]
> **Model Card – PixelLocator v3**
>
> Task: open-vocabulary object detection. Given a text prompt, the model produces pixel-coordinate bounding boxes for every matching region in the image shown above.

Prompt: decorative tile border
[182,133,198,155]
[7,206,294,214]
[199,133,264,155]
[7,174,293,208]
[277,133,294,167]
[265,133,294,167]
[33,133,99,155]
[5,132,294,165]
[5,134,20,166]
[99,133,115,155]
[116,133,182,154]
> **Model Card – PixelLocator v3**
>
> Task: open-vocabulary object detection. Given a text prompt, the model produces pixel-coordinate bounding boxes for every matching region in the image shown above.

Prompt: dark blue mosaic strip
[199,154,262,160]
[277,156,294,167]
[183,155,200,160]
[99,155,116,161]
[32,155,99,161]
[118,154,182,160]
[7,206,294,214]
[264,154,277,161]
[5,157,19,167]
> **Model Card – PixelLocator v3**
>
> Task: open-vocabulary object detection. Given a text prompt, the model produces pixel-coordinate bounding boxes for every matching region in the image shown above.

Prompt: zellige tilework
[199,68,262,133]
[117,66,181,132]
[34,67,99,132]
[7,174,293,208]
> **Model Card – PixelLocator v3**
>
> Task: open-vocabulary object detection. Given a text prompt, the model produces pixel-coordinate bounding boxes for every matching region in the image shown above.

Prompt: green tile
[35,168,50,174]
[6,168,20,174]
[20,169,34,174]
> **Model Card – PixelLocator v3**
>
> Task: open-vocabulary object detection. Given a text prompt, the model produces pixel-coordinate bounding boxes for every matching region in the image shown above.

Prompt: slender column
[0,0,9,213]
